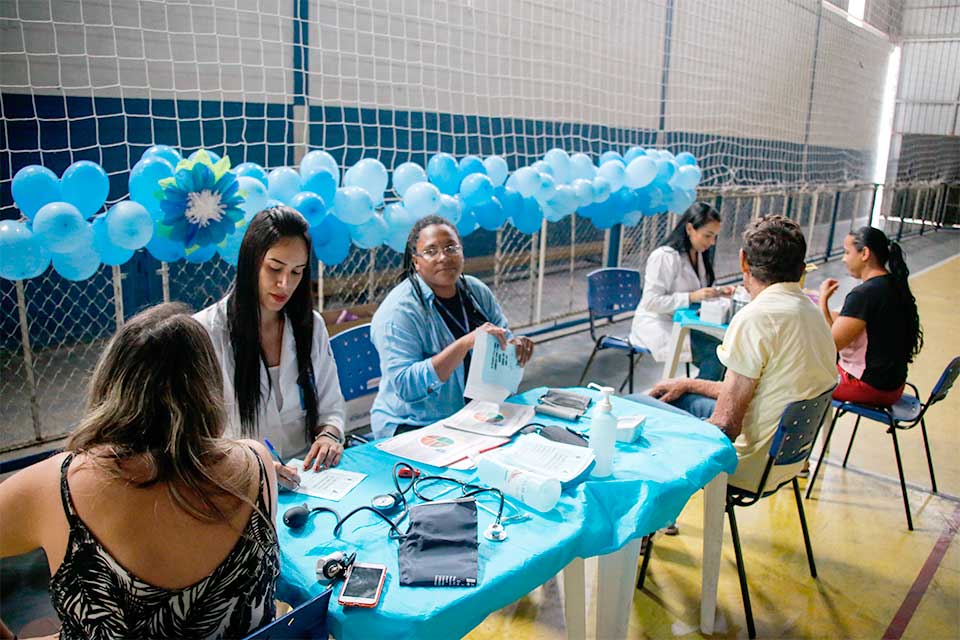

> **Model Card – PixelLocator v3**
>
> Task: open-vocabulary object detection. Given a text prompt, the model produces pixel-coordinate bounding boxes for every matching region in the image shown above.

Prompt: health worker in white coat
[195,206,346,490]
[629,202,732,380]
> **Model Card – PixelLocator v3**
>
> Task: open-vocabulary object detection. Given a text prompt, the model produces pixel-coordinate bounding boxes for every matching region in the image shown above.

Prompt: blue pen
[263,439,286,465]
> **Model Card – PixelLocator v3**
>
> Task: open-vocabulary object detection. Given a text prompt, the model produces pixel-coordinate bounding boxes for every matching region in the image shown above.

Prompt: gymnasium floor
[2,230,958,639]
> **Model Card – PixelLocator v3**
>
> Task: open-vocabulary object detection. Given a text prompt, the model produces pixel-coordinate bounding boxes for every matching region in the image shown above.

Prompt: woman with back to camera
[629,202,733,381]
[370,214,535,439]
[0,303,279,639]
[819,226,923,405]
[195,206,346,489]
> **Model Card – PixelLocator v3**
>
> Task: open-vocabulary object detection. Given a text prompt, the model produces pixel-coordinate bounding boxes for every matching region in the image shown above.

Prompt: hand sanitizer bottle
[587,383,617,477]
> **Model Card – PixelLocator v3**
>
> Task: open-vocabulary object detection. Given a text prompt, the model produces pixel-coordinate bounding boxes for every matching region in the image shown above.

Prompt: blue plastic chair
[638,386,835,639]
[577,268,651,393]
[242,587,332,640]
[806,356,959,531]
[329,323,381,402]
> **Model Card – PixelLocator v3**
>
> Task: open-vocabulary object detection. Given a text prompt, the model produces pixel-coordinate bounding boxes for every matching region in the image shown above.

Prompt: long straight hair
[228,206,319,439]
[660,202,722,286]
[67,303,252,523]
[850,226,923,362]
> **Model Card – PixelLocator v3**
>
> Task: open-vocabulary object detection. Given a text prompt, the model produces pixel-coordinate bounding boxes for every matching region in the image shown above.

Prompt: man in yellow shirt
[648,215,837,492]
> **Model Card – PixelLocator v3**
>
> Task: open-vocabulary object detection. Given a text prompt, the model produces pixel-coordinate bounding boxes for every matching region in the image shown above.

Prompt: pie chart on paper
[472,409,505,424]
[420,434,455,449]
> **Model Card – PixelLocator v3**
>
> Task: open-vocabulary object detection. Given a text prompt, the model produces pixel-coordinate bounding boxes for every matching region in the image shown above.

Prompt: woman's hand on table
[303,429,344,471]
[690,287,721,303]
[649,378,689,403]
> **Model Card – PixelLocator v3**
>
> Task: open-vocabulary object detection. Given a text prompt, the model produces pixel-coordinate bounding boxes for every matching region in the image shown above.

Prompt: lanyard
[434,289,471,336]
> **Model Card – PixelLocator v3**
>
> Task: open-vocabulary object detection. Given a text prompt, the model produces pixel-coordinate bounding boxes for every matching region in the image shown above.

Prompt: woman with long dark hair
[195,206,345,489]
[629,202,733,380]
[0,303,279,639]
[370,215,534,439]
[819,226,923,405]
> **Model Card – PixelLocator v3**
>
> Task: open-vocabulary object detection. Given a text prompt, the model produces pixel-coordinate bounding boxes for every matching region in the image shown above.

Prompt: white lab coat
[629,246,708,362]
[194,297,346,460]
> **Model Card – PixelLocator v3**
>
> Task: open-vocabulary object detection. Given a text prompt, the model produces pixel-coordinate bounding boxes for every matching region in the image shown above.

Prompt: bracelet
[316,429,343,446]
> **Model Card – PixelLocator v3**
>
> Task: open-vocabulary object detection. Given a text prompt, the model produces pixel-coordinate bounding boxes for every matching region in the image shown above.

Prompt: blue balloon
[265,199,284,208]
[302,170,337,207]
[547,185,579,218]
[436,194,463,225]
[669,187,697,213]
[392,162,427,197]
[333,187,374,225]
[597,161,626,191]
[623,209,644,227]
[267,167,302,205]
[625,156,657,190]
[350,214,388,249]
[312,215,352,265]
[345,159,388,205]
[624,147,646,163]
[495,186,523,221]
[531,161,554,177]
[290,191,329,226]
[385,223,410,253]
[471,197,506,231]
[427,153,460,195]
[384,202,417,232]
[237,176,270,217]
[458,155,486,182]
[141,144,182,167]
[534,173,557,204]
[511,197,543,234]
[53,245,101,281]
[12,165,62,220]
[460,173,494,207]
[542,202,566,223]
[0,220,50,280]
[33,202,91,254]
[146,233,185,262]
[672,165,702,190]
[106,200,153,250]
[599,151,624,165]
[61,161,109,218]
[675,151,697,167]
[455,206,479,238]
[300,150,340,184]
[217,220,248,266]
[483,156,509,187]
[403,181,441,218]
[188,149,221,164]
[592,177,613,203]
[184,243,217,264]
[569,154,597,181]
[129,157,175,220]
[234,162,269,187]
[655,158,677,182]
[571,179,595,207]
[635,184,665,214]
[510,167,541,198]
[91,215,133,266]
[544,149,571,184]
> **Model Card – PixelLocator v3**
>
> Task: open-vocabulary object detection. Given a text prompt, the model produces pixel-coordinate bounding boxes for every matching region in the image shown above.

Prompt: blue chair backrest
[929,356,960,405]
[586,268,642,321]
[329,323,381,401]
[769,387,835,467]
[243,587,332,640]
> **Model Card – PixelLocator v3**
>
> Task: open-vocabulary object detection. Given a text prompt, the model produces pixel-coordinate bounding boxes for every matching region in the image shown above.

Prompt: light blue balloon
[188,149,222,164]
[312,215,352,265]
[403,181,441,218]
[482,156,509,187]
[12,165,61,220]
[455,206,479,238]
[534,173,557,204]
[495,186,523,222]
[623,209,644,227]
[544,148,571,184]
[675,151,697,167]
[384,202,417,232]
[129,157,174,220]
[350,214,388,249]
[146,233,185,262]
[460,173,494,207]
[511,167,541,198]
[106,200,153,250]
[237,176,269,217]
[267,167,302,205]
[184,243,217,264]
[436,194,463,225]
[592,177,612,203]
[61,161,110,218]
[141,144,182,167]
[392,162,427,197]
[669,187,697,213]
[301,170,337,208]
[542,203,566,223]
[672,165,702,190]
[91,215,133,266]
[290,191,329,226]
[0,220,50,280]
[33,202,91,254]
[265,199,284,208]
[333,186,374,225]
[345,159,388,205]
[571,179,595,207]
[597,162,626,191]
[599,151,624,165]
[625,156,657,189]
[569,153,597,181]
[511,197,543,234]
[300,150,340,185]
[458,155,486,182]
[531,161,554,177]
[472,197,506,231]
[655,158,677,182]
[234,162,269,187]
[217,221,248,266]
[546,185,578,217]
[624,147,646,163]
[427,153,459,195]
[385,224,410,253]
[52,245,101,281]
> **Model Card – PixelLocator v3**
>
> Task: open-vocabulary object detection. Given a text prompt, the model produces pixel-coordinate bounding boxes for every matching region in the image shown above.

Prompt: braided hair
[400,214,465,308]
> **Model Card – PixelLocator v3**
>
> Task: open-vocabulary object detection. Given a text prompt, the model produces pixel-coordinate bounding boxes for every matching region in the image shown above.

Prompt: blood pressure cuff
[398,499,478,587]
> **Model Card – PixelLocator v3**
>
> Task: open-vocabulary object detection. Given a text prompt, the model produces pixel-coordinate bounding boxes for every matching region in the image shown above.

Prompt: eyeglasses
[414,244,462,260]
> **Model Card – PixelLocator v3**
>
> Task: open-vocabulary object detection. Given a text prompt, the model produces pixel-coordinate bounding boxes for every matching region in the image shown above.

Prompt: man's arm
[707,368,758,441]
[649,377,722,402]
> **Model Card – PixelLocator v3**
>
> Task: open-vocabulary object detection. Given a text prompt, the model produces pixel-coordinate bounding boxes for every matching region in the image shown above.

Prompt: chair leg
[889,422,914,531]
[627,351,635,394]
[842,415,860,468]
[685,362,691,377]
[577,339,603,387]
[636,535,654,590]
[793,478,817,578]
[920,417,937,493]
[728,505,756,639]
[806,406,841,499]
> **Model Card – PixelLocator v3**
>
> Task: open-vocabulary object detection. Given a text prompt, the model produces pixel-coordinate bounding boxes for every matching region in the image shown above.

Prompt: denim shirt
[370,273,509,439]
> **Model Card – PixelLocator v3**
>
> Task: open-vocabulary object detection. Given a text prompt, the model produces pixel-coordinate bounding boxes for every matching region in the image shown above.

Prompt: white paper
[287,460,366,501]
[442,399,535,438]
[464,332,524,402]
[478,433,594,483]
[375,422,509,468]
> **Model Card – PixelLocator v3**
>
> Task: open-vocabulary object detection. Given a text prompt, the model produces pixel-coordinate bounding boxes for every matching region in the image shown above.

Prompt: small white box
[700,298,732,324]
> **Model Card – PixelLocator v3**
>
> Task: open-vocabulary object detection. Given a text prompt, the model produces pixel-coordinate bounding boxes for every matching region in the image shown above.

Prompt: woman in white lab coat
[629,202,732,380]
[195,206,346,489]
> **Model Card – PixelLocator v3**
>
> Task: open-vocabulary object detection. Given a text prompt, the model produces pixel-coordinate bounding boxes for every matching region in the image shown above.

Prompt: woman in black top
[818,226,923,405]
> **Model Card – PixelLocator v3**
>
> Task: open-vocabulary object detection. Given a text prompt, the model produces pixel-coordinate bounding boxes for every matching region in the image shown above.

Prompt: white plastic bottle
[587,383,617,477]
[476,457,561,512]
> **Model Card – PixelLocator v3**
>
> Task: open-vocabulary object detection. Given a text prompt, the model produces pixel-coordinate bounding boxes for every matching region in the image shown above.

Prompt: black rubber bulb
[284,503,311,529]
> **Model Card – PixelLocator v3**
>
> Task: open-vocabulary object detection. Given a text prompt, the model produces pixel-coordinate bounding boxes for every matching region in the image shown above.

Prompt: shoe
[663,524,679,536]
[798,461,810,478]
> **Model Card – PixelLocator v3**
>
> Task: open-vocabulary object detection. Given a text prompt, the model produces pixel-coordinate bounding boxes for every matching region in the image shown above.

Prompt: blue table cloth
[673,307,729,333]
[275,386,737,640]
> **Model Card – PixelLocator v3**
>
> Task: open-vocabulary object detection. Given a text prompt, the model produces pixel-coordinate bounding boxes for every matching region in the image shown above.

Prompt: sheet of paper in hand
[463,331,524,402]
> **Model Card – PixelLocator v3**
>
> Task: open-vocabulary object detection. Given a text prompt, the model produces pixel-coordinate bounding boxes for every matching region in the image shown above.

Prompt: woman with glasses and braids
[370,215,535,439]
[819,226,923,405]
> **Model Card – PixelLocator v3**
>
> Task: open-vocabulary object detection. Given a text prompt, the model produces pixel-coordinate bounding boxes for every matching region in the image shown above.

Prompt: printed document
[376,422,509,468]
[464,332,524,402]
[442,399,535,438]
[287,460,366,501]
[478,433,594,483]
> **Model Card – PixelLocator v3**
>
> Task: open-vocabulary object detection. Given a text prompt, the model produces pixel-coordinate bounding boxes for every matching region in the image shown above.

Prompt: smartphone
[337,563,387,608]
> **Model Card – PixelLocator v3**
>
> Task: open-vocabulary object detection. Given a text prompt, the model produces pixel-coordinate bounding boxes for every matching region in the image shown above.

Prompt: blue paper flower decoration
[156,150,245,251]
